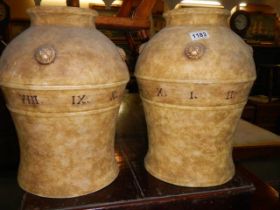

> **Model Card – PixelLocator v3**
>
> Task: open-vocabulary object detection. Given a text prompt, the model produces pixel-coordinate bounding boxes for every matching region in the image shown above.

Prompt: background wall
[4,0,280,20]
[222,0,280,13]
[5,0,35,19]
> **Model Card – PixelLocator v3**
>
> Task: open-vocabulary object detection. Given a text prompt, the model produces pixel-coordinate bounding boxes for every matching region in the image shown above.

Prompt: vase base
[145,161,234,187]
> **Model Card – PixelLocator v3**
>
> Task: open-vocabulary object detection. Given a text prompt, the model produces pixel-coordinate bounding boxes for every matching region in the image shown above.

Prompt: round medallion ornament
[184,43,205,60]
[34,44,56,65]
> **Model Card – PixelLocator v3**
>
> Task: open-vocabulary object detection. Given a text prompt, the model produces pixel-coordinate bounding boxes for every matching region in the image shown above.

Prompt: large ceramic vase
[0,6,129,198]
[135,8,256,187]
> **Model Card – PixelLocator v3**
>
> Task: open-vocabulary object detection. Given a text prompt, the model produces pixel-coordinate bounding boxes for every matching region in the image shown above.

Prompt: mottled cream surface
[135,8,256,187]
[0,6,129,198]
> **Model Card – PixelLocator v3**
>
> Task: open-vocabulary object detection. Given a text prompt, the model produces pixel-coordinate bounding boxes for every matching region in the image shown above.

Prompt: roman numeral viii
[20,95,39,105]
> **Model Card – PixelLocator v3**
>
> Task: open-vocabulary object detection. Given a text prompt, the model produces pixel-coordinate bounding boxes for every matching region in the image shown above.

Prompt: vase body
[0,6,129,198]
[135,8,256,187]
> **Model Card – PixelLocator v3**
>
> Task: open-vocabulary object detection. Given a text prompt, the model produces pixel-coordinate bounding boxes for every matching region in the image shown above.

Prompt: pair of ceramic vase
[0,6,256,198]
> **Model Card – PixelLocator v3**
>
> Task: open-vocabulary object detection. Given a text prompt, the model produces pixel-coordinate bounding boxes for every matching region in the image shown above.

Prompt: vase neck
[27,6,98,28]
[164,8,230,27]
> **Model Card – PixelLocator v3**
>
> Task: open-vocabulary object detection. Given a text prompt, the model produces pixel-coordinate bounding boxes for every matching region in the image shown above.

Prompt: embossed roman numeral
[110,90,124,101]
[189,91,198,99]
[20,95,39,105]
[72,95,89,105]
[111,91,118,101]
[226,91,235,100]
[156,88,167,97]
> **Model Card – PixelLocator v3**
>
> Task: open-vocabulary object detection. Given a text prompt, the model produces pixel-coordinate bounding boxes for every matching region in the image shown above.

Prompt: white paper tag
[189,31,209,41]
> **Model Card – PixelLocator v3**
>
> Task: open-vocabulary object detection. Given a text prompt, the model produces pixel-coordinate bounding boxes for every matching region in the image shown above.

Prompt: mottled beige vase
[0,6,129,198]
[135,8,256,187]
